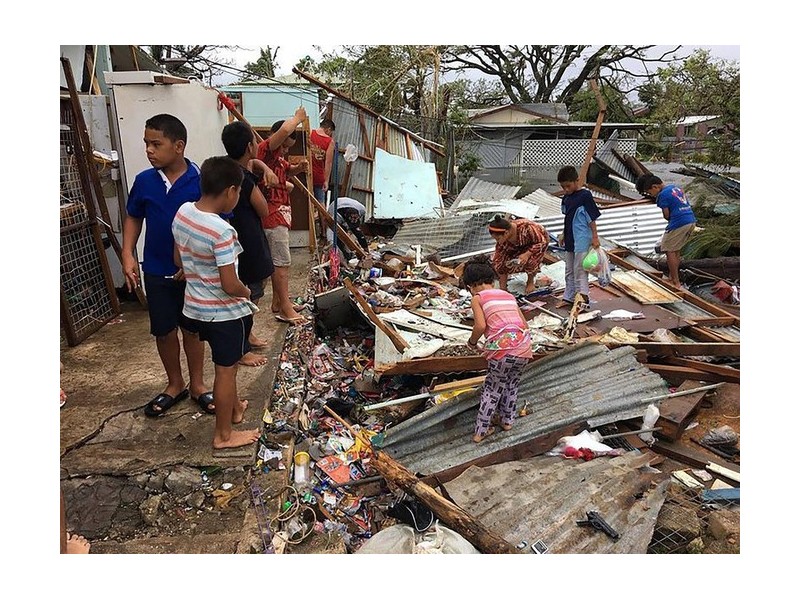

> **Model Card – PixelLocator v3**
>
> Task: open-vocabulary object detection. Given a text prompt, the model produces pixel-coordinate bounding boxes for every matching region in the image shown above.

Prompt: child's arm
[590,220,600,248]
[172,243,185,282]
[121,215,144,291]
[247,159,279,188]
[287,158,308,176]
[218,263,251,299]
[323,140,335,191]
[249,185,270,220]
[268,106,308,151]
[467,295,486,349]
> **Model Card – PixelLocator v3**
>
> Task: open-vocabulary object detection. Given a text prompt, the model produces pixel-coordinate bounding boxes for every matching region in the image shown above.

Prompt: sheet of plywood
[611,271,683,304]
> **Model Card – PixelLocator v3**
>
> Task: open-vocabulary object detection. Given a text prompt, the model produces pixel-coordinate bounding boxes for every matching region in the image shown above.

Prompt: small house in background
[672,115,723,154]
[460,103,646,194]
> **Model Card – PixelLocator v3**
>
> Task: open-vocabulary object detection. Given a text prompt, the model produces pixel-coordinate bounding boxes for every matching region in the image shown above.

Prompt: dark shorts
[247,279,265,303]
[143,273,195,337]
[187,315,253,367]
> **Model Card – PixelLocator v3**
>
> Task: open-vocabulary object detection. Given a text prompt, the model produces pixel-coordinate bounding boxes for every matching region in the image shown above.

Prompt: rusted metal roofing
[446,452,671,554]
[381,342,670,476]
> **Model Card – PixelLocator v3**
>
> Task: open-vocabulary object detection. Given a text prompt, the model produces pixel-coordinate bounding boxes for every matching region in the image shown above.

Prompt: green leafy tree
[242,47,279,81]
[638,49,740,167]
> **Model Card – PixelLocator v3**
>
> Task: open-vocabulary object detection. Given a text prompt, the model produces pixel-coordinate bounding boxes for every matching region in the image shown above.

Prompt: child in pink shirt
[465,255,532,443]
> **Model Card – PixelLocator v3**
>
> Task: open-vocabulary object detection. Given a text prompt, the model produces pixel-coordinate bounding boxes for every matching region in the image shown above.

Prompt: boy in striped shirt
[172,156,260,449]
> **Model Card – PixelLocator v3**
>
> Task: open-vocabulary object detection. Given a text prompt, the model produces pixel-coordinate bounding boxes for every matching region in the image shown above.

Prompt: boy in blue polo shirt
[122,114,214,417]
[636,174,697,288]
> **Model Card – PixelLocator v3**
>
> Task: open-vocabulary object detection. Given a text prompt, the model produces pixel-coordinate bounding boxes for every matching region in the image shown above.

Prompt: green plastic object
[582,249,599,271]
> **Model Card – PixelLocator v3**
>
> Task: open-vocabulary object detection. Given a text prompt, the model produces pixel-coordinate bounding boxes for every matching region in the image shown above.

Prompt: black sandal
[144,389,189,417]
[192,392,215,414]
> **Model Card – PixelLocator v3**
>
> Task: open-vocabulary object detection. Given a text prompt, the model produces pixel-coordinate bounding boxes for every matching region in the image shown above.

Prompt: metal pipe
[364,392,432,412]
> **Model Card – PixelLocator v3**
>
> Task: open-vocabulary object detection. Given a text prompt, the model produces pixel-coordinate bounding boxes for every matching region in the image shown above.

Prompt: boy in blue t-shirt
[122,114,214,418]
[636,174,697,288]
[557,165,600,307]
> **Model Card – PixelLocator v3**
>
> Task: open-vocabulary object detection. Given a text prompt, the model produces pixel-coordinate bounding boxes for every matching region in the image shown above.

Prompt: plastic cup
[294,451,310,484]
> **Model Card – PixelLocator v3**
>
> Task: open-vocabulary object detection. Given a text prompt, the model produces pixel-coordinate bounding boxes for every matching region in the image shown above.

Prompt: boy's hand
[122,253,140,291]
[295,106,307,121]
[265,169,279,188]
[173,268,185,282]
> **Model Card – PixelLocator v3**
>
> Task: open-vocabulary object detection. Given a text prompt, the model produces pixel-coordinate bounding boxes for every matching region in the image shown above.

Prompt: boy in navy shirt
[122,114,214,417]
[636,174,697,288]
[557,166,600,307]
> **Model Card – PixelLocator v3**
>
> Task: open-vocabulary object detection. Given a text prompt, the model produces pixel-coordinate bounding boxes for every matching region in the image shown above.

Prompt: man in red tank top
[309,118,335,204]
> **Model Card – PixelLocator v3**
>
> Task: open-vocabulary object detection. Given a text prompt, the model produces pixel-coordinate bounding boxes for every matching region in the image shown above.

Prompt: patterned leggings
[474,355,529,437]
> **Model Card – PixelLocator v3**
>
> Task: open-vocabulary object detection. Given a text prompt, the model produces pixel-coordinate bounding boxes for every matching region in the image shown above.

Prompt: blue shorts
[187,315,253,367]
[143,273,196,337]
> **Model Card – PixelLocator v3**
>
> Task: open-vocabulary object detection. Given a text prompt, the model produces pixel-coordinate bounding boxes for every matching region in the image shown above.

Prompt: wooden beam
[651,439,740,485]
[291,176,367,259]
[376,355,488,377]
[357,110,373,159]
[661,358,740,382]
[608,342,740,357]
[654,381,712,442]
[344,278,409,353]
[430,375,486,393]
[370,450,521,553]
[405,132,413,159]
[647,364,737,384]
[579,77,606,186]
[689,317,737,327]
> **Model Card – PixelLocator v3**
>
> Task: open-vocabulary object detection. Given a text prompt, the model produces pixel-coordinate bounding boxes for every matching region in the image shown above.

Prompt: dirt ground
[60,249,313,553]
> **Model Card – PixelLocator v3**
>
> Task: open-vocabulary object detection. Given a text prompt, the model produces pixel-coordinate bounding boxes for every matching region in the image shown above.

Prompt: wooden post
[370,449,520,554]
[578,77,606,187]
[301,116,317,251]
[291,176,367,259]
[343,278,409,353]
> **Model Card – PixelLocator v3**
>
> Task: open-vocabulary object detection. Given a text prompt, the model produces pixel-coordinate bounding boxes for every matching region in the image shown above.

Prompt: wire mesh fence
[60,96,118,345]
[648,481,739,554]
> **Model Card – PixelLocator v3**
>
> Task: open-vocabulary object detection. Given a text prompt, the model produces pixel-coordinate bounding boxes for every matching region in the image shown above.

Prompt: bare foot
[66,533,90,554]
[239,352,268,367]
[472,427,496,444]
[271,303,280,313]
[213,428,260,449]
[501,424,513,431]
[249,334,269,349]
[60,388,67,408]
[525,283,536,294]
[233,399,249,424]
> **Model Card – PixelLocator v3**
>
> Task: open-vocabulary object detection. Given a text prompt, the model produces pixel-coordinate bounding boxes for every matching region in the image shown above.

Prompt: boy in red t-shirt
[256,106,309,324]
[309,118,335,204]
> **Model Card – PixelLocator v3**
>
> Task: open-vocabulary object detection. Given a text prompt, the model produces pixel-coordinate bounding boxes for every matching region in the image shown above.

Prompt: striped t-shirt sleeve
[213,228,237,267]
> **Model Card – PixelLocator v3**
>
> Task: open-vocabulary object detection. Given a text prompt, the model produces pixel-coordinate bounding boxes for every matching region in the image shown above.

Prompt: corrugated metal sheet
[452,177,521,208]
[446,452,671,554]
[329,97,438,219]
[387,213,495,259]
[381,343,670,476]
[595,130,636,181]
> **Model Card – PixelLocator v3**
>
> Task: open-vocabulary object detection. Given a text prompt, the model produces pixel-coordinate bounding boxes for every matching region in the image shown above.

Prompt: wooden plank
[340,161,352,197]
[610,271,683,304]
[690,317,737,327]
[647,364,734,385]
[405,132,413,159]
[371,449,521,554]
[684,326,732,343]
[650,438,740,484]
[376,355,489,377]
[607,343,740,357]
[357,110,373,159]
[292,176,366,259]
[344,278,409,353]
[662,358,739,382]
[654,381,710,442]
[430,375,486,393]
[578,78,605,186]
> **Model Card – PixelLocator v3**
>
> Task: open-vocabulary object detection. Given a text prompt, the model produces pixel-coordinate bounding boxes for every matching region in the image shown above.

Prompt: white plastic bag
[640,404,660,445]
[582,247,612,286]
